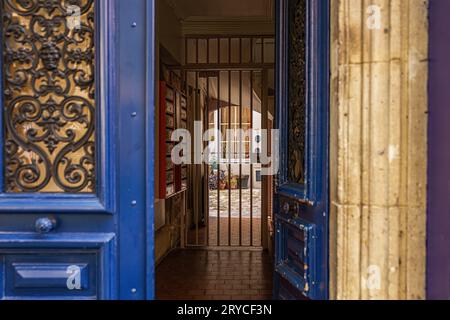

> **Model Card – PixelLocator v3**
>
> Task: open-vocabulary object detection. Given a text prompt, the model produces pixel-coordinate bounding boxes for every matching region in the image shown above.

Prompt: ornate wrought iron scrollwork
[288,0,306,184]
[2,0,95,193]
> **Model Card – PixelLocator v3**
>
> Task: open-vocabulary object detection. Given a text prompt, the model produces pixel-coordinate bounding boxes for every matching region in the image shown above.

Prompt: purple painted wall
[427,0,450,300]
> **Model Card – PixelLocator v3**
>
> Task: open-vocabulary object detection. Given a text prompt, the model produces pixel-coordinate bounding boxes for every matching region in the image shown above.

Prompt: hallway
[156,249,273,300]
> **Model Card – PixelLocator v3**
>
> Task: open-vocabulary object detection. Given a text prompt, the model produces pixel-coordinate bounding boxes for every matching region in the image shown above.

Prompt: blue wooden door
[0,0,155,300]
[274,0,329,300]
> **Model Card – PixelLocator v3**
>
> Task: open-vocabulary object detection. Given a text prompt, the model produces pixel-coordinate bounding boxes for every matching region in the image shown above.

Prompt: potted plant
[218,170,227,190]
[208,172,218,190]
[240,175,250,189]
[229,175,239,189]
[219,181,227,190]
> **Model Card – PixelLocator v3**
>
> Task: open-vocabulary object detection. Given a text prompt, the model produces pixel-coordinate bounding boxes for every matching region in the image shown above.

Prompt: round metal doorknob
[35,217,57,234]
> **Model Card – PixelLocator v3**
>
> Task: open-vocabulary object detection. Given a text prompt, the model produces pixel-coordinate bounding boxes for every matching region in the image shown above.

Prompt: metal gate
[182,35,275,248]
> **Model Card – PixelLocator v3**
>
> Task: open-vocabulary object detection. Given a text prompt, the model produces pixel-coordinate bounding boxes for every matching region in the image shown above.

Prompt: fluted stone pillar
[330,0,428,299]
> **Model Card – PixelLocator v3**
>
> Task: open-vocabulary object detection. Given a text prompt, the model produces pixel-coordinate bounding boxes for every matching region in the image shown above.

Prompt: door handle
[35,217,57,234]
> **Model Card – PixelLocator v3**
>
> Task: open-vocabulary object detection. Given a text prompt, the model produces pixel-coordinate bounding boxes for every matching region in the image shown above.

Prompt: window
[2,0,96,193]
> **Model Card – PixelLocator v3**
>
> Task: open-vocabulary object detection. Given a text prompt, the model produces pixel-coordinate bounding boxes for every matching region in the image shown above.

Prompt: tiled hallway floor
[156,249,273,300]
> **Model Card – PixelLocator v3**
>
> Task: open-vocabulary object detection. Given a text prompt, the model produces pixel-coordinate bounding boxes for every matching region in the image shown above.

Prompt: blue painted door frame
[0,0,155,300]
[274,0,329,300]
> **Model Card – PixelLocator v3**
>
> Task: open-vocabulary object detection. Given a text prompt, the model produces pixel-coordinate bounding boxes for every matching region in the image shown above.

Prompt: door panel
[0,0,155,300]
[0,233,115,300]
[6,255,96,297]
[0,0,116,214]
[274,0,329,300]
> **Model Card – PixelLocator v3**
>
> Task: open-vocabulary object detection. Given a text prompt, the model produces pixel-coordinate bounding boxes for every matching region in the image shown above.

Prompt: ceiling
[165,0,274,21]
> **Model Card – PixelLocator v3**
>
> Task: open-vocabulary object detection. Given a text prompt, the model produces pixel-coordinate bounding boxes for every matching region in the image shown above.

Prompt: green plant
[229,176,239,189]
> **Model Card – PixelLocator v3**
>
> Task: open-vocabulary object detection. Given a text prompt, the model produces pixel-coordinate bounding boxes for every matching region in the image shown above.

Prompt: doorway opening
[154,0,276,300]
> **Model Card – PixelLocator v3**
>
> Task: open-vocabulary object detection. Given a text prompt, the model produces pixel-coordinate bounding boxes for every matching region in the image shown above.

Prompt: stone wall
[330,0,429,299]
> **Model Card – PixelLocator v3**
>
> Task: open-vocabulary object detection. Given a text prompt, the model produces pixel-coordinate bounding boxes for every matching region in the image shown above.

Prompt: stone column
[330,0,428,299]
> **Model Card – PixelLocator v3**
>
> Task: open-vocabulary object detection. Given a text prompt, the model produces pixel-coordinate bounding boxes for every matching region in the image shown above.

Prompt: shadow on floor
[156,249,274,300]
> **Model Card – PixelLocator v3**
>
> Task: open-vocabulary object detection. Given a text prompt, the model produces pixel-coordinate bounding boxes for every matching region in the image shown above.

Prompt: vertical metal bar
[228,37,233,244]
[250,71,254,246]
[207,38,210,64]
[218,37,222,64]
[217,72,221,247]
[196,38,199,64]
[239,70,242,246]
[228,71,232,246]
[212,39,220,247]
[182,188,187,248]
[185,37,188,65]
[204,71,210,248]
[239,38,242,64]
[250,37,254,64]
[261,37,265,64]
[228,37,232,64]
[195,71,199,246]
[227,39,232,246]
[261,69,269,248]
[184,69,189,247]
